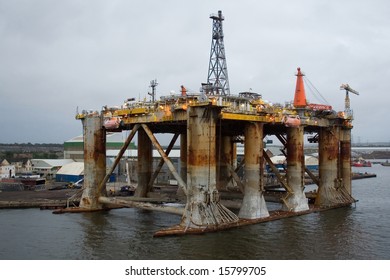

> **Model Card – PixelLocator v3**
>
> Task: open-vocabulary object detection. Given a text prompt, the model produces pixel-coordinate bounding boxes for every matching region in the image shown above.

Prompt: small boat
[352,159,372,167]
[381,160,390,166]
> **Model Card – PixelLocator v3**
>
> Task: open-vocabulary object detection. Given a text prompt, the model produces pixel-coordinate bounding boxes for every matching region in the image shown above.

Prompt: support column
[180,106,238,228]
[232,142,237,169]
[217,135,235,190]
[316,126,352,207]
[340,128,352,195]
[135,128,152,197]
[80,114,106,209]
[239,122,269,219]
[177,133,187,200]
[180,133,187,184]
[316,126,338,207]
[283,126,309,211]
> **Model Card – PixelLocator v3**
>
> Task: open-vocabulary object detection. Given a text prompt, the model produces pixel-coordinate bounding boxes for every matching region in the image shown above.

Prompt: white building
[31,159,74,180]
[0,159,15,178]
[12,159,33,175]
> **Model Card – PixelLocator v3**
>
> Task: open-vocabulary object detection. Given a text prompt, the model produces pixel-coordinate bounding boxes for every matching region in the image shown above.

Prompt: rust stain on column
[80,114,106,209]
[238,122,269,219]
[340,128,352,195]
[284,126,309,211]
[315,126,353,207]
[181,106,238,228]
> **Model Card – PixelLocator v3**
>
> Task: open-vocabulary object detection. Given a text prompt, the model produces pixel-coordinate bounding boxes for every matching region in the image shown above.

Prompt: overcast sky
[1,0,389,144]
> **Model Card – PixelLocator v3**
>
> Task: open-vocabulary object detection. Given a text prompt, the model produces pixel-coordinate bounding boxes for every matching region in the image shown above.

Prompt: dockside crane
[340,83,359,117]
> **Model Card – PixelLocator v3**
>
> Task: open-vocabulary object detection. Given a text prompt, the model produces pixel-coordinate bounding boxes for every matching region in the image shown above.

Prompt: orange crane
[293,67,332,111]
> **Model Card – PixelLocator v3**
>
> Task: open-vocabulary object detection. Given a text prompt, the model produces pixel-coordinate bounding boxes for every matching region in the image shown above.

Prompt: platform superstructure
[70,11,356,236]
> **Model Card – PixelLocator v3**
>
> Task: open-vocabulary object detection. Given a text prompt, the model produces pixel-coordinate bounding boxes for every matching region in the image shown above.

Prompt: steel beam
[97,124,139,194]
[218,158,245,192]
[225,162,245,192]
[148,132,180,189]
[238,122,269,219]
[263,152,293,193]
[141,124,187,195]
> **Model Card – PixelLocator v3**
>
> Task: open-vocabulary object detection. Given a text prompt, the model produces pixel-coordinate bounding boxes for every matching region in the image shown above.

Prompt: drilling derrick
[206,10,230,95]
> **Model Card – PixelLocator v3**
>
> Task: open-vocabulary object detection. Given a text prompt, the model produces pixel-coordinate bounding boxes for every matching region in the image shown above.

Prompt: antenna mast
[148,79,158,103]
[206,10,230,96]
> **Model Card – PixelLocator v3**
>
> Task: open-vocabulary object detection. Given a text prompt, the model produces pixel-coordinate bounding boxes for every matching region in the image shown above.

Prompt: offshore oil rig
[66,11,356,236]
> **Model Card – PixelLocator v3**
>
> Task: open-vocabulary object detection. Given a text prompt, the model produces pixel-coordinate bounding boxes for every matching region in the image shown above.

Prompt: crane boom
[340,83,359,118]
[340,84,359,95]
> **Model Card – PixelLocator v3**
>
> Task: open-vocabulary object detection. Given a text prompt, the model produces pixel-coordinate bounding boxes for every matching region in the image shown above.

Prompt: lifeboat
[352,159,372,167]
[103,117,121,130]
[282,115,301,127]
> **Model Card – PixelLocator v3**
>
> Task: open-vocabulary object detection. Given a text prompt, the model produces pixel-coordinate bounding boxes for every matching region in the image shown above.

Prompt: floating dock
[61,11,357,236]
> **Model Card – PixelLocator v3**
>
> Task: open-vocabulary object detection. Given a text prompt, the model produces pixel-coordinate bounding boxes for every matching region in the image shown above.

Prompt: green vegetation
[0,143,63,161]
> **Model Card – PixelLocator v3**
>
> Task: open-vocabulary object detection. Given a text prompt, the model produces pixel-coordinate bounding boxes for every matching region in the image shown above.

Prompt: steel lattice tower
[206,10,230,96]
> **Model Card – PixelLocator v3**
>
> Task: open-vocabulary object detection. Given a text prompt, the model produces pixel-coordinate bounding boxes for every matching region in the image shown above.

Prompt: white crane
[340,84,359,117]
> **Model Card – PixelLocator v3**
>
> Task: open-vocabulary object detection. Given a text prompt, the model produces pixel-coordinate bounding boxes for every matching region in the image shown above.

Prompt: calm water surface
[1,164,389,260]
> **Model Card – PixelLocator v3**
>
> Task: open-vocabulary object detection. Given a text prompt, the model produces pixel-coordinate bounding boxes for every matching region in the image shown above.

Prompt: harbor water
[1,164,390,260]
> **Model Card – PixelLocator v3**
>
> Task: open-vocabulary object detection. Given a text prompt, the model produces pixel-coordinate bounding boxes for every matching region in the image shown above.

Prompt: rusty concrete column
[232,142,237,169]
[340,128,352,195]
[135,128,152,197]
[181,106,238,228]
[80,114,106,209]
[176,133,187,200]
[316,126,342,207]
[180,133,187,184]
[284,126,309,211]
[217,135,235,190]
[239,122,269,219]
